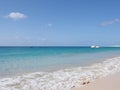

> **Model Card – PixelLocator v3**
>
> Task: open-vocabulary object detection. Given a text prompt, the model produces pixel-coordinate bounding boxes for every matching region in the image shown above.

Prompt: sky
[0,0,120,46]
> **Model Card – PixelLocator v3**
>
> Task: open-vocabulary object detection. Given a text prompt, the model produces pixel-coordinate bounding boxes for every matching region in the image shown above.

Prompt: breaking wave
[0,57,120,90]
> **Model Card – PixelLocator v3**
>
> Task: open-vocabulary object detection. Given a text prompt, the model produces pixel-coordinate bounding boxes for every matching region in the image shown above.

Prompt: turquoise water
[0,47,120,77]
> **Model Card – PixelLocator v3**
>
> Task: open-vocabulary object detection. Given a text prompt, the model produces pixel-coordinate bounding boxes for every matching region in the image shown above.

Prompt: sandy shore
[72,72,120,90]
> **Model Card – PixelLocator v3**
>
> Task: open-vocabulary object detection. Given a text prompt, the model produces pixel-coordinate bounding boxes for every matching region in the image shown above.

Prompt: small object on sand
[83,82,86,85]
[87,81,90,84]
[72,86,75,88]
[83,81,90,85]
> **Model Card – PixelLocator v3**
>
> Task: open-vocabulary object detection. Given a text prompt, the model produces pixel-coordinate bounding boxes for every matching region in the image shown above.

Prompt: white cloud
[5,12,27,20]
[100,18,120,26]
[48,23,52,27]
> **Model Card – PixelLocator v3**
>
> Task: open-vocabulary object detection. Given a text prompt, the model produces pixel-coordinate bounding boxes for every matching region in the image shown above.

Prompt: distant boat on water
[91,45,100,48]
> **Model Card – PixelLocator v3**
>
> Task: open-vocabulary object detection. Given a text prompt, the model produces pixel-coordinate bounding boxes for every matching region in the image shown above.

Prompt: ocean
[0,46,120,77]
[0,46,120,90]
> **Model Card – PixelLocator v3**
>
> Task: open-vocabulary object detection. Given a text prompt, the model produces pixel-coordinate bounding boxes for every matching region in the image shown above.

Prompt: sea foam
[0,57,120,90]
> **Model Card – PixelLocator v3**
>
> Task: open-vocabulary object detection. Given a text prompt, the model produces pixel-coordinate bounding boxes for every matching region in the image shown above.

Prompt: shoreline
[0,56,120,90]
[1,54,119,78]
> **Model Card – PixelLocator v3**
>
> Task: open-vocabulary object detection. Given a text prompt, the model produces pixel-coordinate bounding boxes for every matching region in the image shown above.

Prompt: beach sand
[72,72,120,90]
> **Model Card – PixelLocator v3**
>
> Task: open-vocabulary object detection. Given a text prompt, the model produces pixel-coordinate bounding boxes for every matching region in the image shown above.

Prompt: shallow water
[0,47,120,77]
[0,56,120,90]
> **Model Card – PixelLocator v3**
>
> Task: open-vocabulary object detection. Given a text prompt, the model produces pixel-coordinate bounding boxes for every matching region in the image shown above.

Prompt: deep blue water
[0,46,120,77]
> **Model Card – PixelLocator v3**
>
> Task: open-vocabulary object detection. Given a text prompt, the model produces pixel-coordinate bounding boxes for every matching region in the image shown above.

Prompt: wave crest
[0,57,120,90]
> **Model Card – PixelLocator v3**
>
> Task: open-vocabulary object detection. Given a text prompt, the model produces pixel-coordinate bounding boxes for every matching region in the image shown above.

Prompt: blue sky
[0,0,120,46]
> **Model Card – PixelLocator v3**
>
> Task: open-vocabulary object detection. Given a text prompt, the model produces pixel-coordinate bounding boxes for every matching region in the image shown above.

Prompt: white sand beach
[73,72,120,90]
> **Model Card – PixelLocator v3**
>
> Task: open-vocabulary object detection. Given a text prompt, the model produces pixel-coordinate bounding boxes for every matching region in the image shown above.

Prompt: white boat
[91,45,100,48]
[91,45,96,48]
